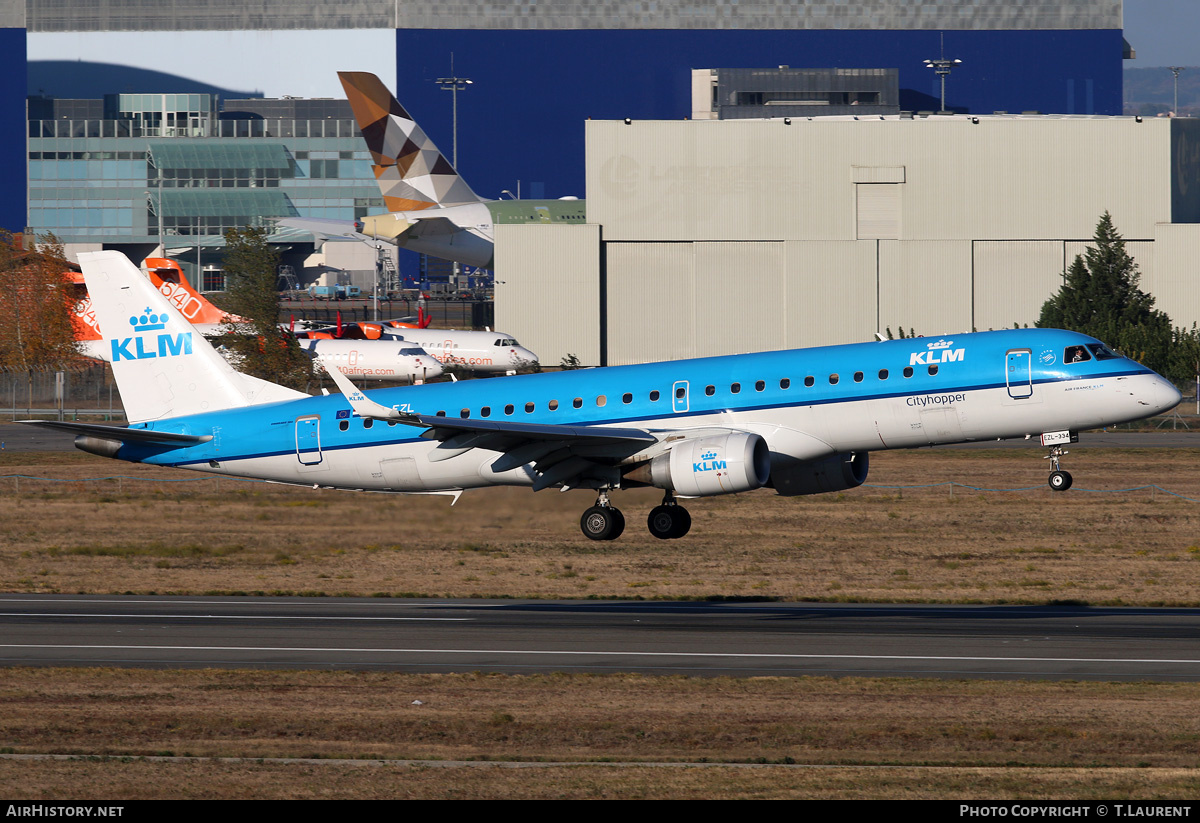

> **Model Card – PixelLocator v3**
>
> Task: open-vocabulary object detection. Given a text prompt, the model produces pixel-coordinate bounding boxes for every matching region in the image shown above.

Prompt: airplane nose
[1155,379,1184,414]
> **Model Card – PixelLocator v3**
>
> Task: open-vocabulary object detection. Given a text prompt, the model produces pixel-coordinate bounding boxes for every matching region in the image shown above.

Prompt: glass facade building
[26,92,383,281]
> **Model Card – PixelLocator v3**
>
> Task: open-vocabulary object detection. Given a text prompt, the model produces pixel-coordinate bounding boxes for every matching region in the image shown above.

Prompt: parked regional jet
[304,338,444,383]
[29,251,1182,541]
[297,323,538,376]
[278,72,585,268]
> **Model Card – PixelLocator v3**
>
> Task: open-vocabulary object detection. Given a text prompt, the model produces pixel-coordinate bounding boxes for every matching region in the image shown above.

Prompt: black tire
[647,505,676,539]
[647,505,692,539]
[581,505,624,541]
[1048,470,1073,492]
[671,506,692,538]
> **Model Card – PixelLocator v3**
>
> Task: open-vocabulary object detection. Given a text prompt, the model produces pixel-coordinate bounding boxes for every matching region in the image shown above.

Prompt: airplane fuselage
[109,329,1179,496]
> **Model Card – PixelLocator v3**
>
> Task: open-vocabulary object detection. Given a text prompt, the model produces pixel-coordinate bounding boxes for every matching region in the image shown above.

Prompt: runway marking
[0,613,469,622]
[2,644,1200,665]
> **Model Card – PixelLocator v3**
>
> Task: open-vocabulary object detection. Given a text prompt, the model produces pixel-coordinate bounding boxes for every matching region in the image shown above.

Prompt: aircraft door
[1006,349,1033,399]
[672,381,689,413]
[295,415,322,465]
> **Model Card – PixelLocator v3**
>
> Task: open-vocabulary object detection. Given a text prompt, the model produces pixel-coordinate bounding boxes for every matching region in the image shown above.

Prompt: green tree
[220,227,312,390]
[1037,212,1174,376]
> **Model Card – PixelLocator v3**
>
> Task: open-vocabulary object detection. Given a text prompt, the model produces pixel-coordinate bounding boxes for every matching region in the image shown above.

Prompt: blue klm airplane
[27,251,1183,540]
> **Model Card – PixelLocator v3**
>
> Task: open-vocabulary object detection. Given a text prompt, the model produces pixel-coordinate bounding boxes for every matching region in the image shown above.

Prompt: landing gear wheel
[647,504,692,539]
[581,506,625,541]
[1048,470,1073,492]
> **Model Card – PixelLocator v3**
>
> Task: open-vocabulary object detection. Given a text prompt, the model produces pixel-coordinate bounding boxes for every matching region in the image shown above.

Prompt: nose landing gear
[1045,445,1073,491]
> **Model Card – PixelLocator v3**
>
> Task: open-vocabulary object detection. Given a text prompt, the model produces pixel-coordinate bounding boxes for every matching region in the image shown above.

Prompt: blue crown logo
[129,308,167,332]
[928,339,953,350]
[701,450,718,460]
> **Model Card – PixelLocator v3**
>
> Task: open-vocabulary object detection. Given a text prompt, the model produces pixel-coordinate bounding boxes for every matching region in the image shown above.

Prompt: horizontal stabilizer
[19,420,212,446]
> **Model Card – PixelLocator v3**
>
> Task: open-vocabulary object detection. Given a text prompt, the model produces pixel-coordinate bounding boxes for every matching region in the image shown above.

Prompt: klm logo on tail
[111,310,193,362]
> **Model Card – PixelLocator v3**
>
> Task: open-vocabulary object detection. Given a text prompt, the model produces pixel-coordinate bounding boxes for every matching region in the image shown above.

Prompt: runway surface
[4,594,1200,681]
[1,423,1196,453]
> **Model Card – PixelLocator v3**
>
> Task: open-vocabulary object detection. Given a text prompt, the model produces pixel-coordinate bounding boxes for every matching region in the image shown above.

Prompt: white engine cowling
[633,432,771,497]
[768,452,869,497]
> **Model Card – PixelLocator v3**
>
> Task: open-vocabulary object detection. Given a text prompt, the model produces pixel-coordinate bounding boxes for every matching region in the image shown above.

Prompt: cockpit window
[399,348,425,356]
[1086,343,1120,361]
[494,338,518,347]
[1064,345,1091,363]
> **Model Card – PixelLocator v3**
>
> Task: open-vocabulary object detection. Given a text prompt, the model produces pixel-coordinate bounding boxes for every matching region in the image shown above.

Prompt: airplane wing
[19,420,213,446]
[274,217,370,241]
[326,367,658,490]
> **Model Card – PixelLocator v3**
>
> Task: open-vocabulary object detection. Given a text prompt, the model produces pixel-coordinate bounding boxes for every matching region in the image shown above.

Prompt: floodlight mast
[924,56,962,114]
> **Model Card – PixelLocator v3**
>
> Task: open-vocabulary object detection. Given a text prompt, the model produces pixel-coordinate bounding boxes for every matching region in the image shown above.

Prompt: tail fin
[143,257,248,326]
[79,250,306,424]
[338,71,482,212]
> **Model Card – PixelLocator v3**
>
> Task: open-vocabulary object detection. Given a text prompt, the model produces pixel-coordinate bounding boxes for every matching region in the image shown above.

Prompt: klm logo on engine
[111,309,193,362]
[909,338,965,367]
[693,449,727,473]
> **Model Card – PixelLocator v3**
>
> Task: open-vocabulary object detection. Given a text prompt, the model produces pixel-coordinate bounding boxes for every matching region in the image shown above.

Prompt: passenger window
[504,404,514,415]
[481,407,491,418]
[436,410,446,417]
[928,365,939,376]
[829,374,839,385]
[730,382,741,394]
[573,397,583,408]
[878,369,888,380]
[525,402,535,413]
[675,387,685,399]
[1065,345,1091,363]
[804,376,815,387]
[460,409,470,418]
[622,393,632,404]
[364,419,373,428]
[780,378,790,389]
[705,385,715,396]
[338,420,349,431]
[755,380,765,392]
[649,390,660,401]
[596,395,607,407]
[903,367,914,378]
[549,399,559,411]
[853,372,864,383]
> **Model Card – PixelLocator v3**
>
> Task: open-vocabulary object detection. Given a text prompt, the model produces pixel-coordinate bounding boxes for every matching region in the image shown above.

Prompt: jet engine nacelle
[632,432,771,497]
[768,452,869,497]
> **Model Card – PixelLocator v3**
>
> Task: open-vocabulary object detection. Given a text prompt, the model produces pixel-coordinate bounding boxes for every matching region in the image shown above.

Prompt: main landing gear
[579,491,692,541]
[581,490,625,541]
[647,492,691,540]
[1045,445,1073,492]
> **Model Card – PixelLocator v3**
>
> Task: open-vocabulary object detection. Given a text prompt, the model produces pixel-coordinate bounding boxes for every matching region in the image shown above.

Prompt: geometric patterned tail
[338,71,483,212]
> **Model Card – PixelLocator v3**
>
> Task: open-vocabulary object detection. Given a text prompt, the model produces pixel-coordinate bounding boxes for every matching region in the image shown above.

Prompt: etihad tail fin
[338,71,483,212]
[79,250,307,424]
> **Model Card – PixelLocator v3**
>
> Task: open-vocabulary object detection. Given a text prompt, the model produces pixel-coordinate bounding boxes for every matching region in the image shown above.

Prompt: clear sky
[1124,0,1200,67]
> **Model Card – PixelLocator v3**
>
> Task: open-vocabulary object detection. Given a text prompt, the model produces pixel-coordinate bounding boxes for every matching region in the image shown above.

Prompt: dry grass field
[4,444,1200,798]
[1,446,1199,604]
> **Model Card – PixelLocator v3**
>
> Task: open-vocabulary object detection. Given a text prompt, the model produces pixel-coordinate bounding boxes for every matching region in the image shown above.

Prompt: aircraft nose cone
[1155,379,1184,414]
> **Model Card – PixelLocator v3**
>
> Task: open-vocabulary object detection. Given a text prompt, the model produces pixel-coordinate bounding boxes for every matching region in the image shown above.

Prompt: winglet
[324,363,412,422]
